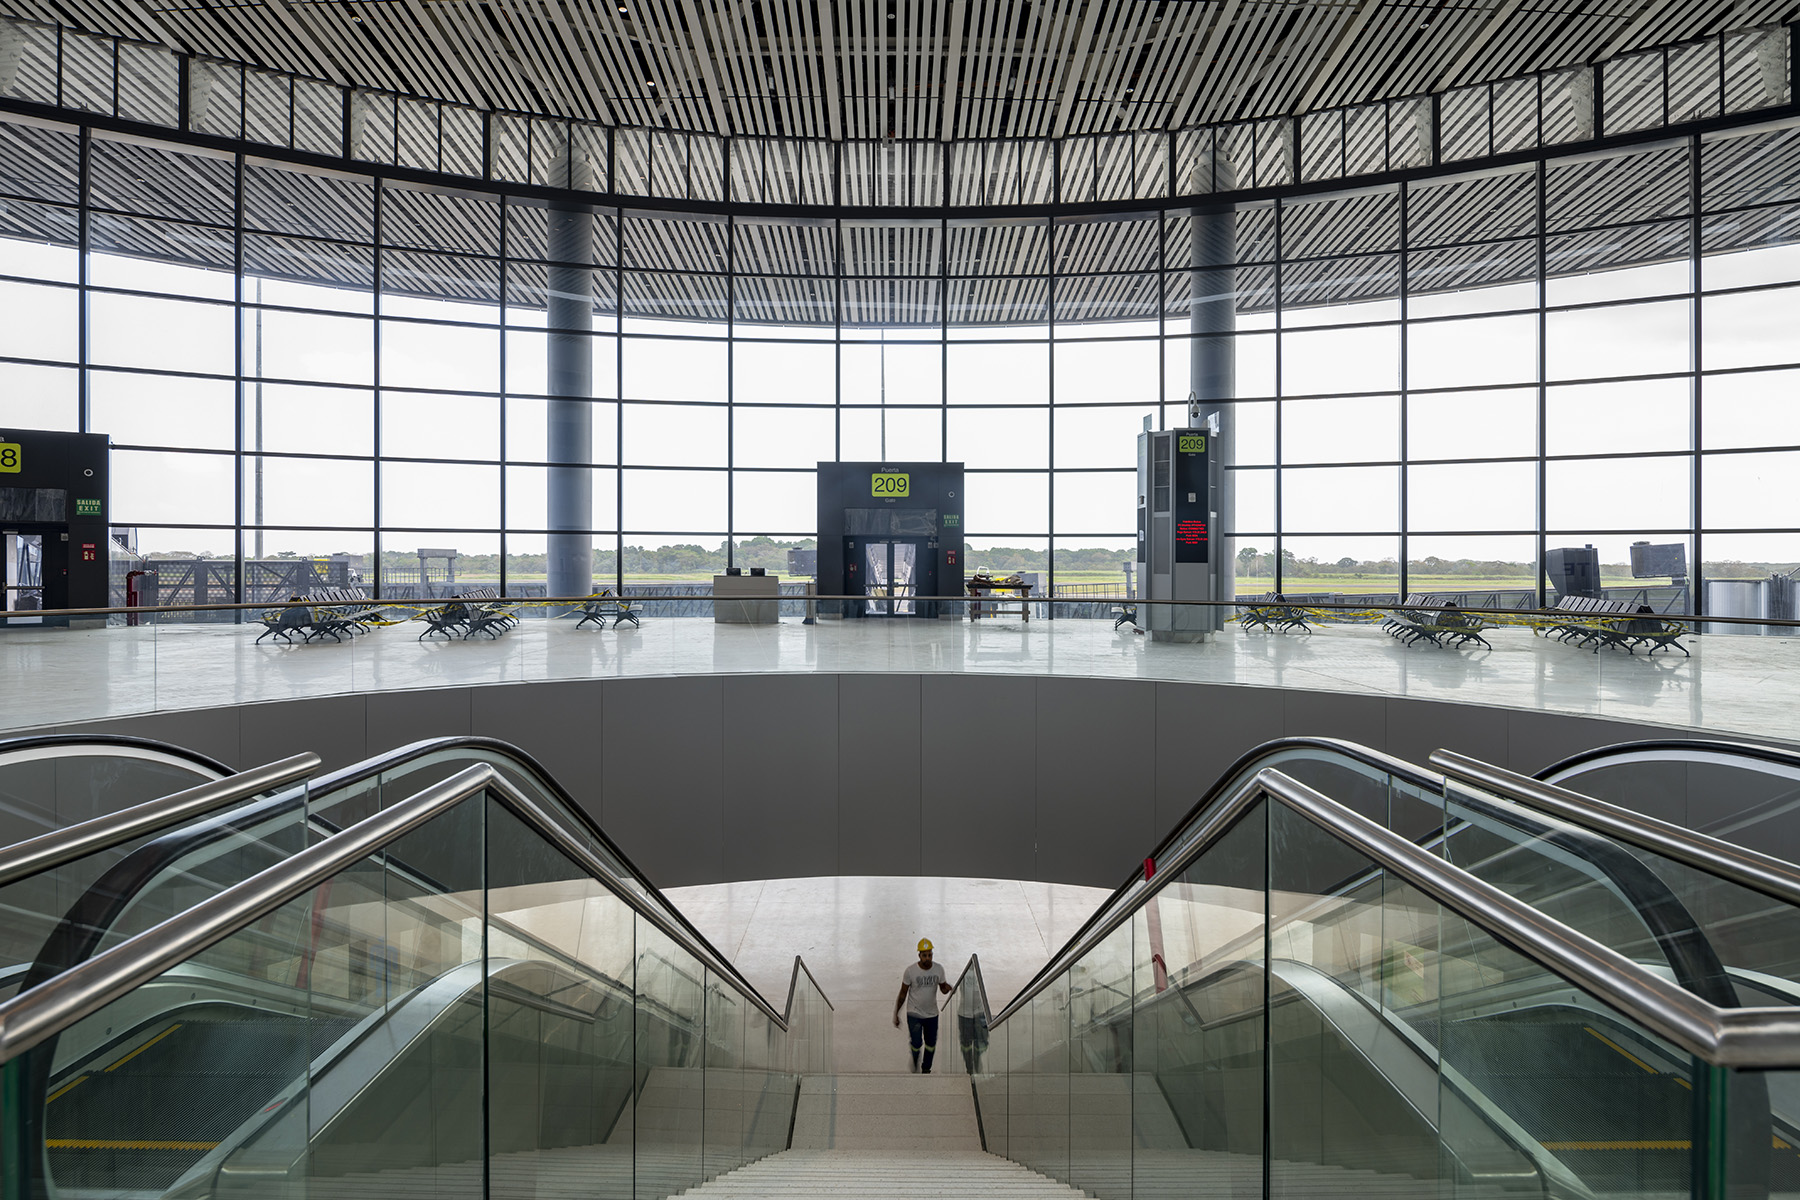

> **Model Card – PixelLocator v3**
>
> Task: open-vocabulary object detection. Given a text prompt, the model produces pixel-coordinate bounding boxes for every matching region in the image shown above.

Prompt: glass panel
[1270,802,1443,1197]
[1545,299,1692,381]
[1133,803,1265,1200]
[1437,903,1695,1200]
[636,915,705,1198]
[703,965,745,1179]
[90,293,234,374]
[1068,920,1132,1199]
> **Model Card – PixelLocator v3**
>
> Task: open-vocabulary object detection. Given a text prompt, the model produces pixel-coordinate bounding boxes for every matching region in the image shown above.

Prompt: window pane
[840,407,942,462]
[505,398,618,464]
[380,461,500,528]
[735,406,835,468]
[0,363,77,429]
[0,282,76,362]
[1703,287,1800,370]
[245,235,374,313]
[1545,299,1691,380]
[623,403,725,467]
[1053,472,1134,536]
[91,293,234,374]
[622,469,727,532]
[1407,535,1539,597]
[381,320,500,392]
[1545,224,1691,306]
[1408,388,1537,460]
[1703,368,1800,449]
[965,472,1047,536]
[1282,396,1399,464]
[948,408,1048,469]
[382,390,500,460]
[247,384,375,458]
[1230,401,1277,465]
[1701,239,1800,291]
[1408,462,1536,530]
[249,309,373,385]
[842,342,942,405]
[1546,456,1690,530]
[622,337,727,402]
[1281,536,1399,597]
[503,330,619,398]
[1053,405,1155,469]
[1282,465,1399,532]
[112,449,235,524]
[1280,325,1399,395]
[1407,313,1537,390]
[734,471,815,531]
[504,465,618,530]
[1703,452,1800,529]
[381,250,501,323]
[90,370,236,450]
[1166,333,1277,401]
[734,341,834,404]
[89,215,235,300]
[0,200,79,282]
[1053,340,1158,404]
[1546,377,1690,456]
[947,342,1049,404]
[246,456,373,528]
[1229,468,1276,532]
[378,533,502,593]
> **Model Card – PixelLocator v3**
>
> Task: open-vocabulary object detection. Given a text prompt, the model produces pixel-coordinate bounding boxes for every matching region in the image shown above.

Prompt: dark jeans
[906,1013,939,1073]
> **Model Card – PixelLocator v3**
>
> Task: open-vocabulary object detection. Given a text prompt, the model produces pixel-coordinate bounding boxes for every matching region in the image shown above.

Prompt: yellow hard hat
[917,938,933,953]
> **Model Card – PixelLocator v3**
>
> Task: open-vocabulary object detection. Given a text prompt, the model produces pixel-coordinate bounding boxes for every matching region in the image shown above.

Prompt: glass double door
[854,538,934,616]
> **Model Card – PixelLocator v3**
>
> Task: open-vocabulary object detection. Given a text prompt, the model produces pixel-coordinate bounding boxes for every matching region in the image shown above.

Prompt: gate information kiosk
[0,429,110,626]
[817,462,965,618]
[1136,423,1224,641]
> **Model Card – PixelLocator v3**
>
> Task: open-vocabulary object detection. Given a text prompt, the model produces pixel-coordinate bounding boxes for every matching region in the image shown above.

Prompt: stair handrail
[0,761,828,1064]
[984,765,1800,1068]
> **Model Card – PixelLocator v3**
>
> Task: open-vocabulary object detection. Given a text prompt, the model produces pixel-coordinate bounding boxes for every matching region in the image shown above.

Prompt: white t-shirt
[903,961,947,1017]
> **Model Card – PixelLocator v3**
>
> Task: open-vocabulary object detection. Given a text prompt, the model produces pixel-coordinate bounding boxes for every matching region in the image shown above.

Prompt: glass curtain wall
[2,110,1798,612]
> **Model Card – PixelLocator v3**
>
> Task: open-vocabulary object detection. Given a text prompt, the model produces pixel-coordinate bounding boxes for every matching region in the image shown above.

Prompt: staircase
[790,1072,981,1152]
[682,1149,1089,1198]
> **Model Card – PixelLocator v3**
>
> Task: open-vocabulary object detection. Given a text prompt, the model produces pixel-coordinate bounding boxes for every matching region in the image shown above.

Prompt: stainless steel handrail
[988,766,1800,1067]
[0,761,826,1064]
[0,753,322,889]
[1433,749,1800,910]
[989,736,1447,1019]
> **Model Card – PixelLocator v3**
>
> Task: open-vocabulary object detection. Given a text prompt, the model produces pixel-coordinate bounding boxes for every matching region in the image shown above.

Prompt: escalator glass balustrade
[0,768,833,1200]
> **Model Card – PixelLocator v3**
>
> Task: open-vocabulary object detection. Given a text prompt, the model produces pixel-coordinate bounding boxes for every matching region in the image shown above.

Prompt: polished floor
[1,612,1792,740]
[663,875,1109,1074]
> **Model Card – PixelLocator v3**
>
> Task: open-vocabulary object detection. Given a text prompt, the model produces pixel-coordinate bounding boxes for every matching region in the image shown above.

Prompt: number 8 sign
[0,443,20,474]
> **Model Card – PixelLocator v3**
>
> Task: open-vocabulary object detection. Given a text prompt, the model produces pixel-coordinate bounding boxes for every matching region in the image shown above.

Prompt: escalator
[939,736,1800,1199]
[0,736,316,1003]
[0,742,834,1200]
[8,732,1800,1198]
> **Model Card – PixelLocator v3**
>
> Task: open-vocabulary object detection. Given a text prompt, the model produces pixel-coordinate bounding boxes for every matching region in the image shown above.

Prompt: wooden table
[966,580,1032,621]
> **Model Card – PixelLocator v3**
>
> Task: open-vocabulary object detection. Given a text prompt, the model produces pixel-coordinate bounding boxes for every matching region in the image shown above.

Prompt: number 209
[872,472,909,498]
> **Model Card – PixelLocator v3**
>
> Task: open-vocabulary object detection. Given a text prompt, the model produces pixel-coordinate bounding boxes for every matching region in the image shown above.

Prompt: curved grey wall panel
[47,674,1712,890]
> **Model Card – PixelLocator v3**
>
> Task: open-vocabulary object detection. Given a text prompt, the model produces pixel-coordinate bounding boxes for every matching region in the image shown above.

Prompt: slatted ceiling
[734,216,833,272]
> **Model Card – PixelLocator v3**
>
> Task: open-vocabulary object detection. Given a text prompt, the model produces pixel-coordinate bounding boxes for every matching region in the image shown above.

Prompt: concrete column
[546,147,596,605]
[1190,149,1237,600]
